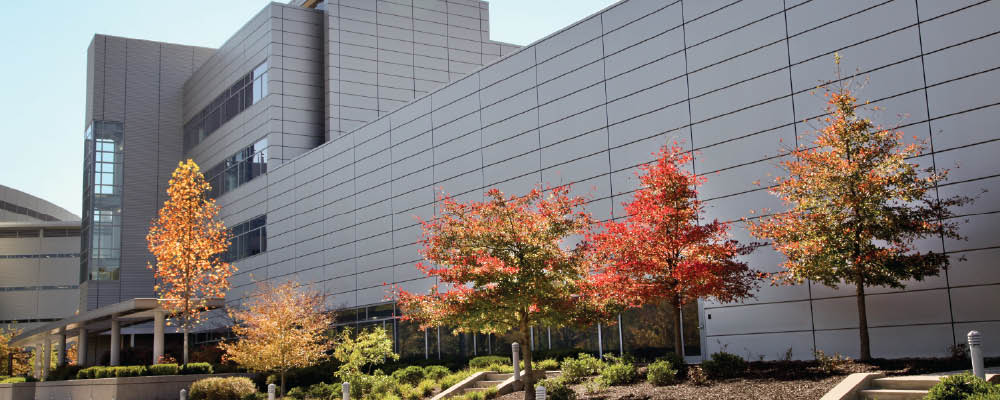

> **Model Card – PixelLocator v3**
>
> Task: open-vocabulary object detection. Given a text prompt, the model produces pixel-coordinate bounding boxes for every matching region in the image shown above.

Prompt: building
[0,185,80,332]
[72,0,1000,361]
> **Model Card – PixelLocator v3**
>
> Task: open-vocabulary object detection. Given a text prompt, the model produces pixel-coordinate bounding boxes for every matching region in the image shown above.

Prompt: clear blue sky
[0,0,617,216]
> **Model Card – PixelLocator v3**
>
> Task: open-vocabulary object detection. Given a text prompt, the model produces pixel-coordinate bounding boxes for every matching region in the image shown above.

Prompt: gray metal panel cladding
[82,35,216,309]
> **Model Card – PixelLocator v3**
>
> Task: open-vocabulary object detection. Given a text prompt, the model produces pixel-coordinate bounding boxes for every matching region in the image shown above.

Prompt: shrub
[0,376,26,384]
[48,365,83,381]
[925,373,1000,400]
[535,359,559,371]
[813,350,851,374]
[423,365,451,381]
[182,362,214,375]
[485,362,513,374]
[646,360,678,386]
[687,365,709,386]
[148,363,180,376]
[303,382,339,399]
[94,367,115,379]
[582,378,608,395]
[469,356,509,369]
[701,352,746,379]
[658,353,686,377]
[561,353,604,383]
[415,379,437,397]
[76,366,98,379]
[189,377,258,400]
[439,371,474,389]
[599,362,637,386]
[392,366,427,385]
[537,377,575,400]
[285,386,306,399]
[115,365,147,377]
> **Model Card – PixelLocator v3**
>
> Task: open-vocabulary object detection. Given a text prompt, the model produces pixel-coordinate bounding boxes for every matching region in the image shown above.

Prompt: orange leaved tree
[747,60,973,360]
[147,159,235,365]
[220,281,333,397]
[589,145,765,355]
[397,186,615,400]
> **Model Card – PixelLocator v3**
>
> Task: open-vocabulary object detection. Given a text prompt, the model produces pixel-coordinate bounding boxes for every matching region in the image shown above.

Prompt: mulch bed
[494,358,998,400]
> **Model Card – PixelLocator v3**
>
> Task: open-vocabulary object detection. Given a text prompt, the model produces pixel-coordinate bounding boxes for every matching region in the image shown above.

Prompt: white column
[77,328,88,366]
[56,332,67,367]
[110,317,121,366]
[42,337,51,379]
[153,310,165,364]
[32,346,40,379]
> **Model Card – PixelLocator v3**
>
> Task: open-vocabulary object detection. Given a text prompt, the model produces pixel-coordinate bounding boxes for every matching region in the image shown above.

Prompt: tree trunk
[672,299,684,356]
[183,328,189,366]
[521,319,535,400]
[856,280,871,361]
[281,370,286,398]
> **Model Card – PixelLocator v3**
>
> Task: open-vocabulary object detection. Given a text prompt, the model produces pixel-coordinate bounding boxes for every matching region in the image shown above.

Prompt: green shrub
[469,356,509,369]
[925,373,1000,400]
[658,353,686,377]
[967,393,1000,400]
[391,366,427,385]
[285,386,306,399]
[94,367,115,379]
[423,365,450,381]
[148,363,180,376]
[599,362,637,386]
[76,366,98,379]
[0,376,27,384]
[701,352,746,379]
[188,376,258,400]
[303,382,339,399]
[113,365,147,377]
[182,362,214,375]
[415,379,437,397]
[537,377,575,400]
[47,365,83,381]
[560,353,604,383]
[485,362,513,373]
[535,359,560,371]
[439,371,474,389]
[646,360,678,386]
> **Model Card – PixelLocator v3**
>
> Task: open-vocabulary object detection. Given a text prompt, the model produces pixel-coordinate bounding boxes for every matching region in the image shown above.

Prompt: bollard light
[267,383,276,400]
[536,384,546,400]
[968,331,985,380]
[343,381,351,400]
[179,388,187,400]
[512,342,521,383]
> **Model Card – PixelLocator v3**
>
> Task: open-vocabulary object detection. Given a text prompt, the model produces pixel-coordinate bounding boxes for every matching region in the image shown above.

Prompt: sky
[0,0,618,217]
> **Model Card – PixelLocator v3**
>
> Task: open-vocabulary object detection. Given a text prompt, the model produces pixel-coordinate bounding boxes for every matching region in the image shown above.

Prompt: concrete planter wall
[0,373,248,400]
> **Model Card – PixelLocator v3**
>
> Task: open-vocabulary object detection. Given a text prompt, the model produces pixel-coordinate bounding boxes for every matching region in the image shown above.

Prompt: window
[224,215,267,262]
[183,61,269,151]
[81,121,123,281]
[252,61,268,104]
[0,200,60,221]
[205,138,268,199]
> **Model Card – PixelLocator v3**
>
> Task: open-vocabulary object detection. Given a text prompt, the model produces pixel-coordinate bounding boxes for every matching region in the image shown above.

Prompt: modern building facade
[0,185,81,332]
[76,0,1000,361]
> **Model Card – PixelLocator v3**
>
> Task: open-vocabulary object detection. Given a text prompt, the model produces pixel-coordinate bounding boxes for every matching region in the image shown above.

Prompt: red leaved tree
[396,186,615,400]
[589,145,765,355]
[746,59,973,360]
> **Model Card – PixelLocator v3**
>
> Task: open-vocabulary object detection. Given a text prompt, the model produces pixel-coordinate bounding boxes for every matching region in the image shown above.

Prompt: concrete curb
[819,372,885,400]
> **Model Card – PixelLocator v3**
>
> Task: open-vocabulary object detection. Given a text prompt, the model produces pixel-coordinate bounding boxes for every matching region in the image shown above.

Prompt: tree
[589,145,764,355]
[220,281,333,397]
[0,325,30,376]
[396,186,613,400]
[147,159,235,365]
[746,58,973,360]
[332,326,398,399]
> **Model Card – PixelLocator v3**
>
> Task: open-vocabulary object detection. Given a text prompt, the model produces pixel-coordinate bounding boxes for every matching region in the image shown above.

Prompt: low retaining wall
[0,373,247,400]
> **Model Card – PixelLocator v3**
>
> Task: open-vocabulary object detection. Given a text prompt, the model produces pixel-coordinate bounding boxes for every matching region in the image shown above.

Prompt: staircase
[461,373,512,395]
[857,376,941,399]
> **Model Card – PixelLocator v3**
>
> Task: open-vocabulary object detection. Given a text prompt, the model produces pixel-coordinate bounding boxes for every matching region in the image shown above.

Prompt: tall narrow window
[252,61,268,104]
[81,121,123,281]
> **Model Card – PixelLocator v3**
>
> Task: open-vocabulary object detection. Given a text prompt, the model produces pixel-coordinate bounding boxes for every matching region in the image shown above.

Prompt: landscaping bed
[494,358,1000,400]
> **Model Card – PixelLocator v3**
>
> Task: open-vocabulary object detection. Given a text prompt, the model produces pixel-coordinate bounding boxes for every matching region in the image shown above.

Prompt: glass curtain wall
[80,121,124,281]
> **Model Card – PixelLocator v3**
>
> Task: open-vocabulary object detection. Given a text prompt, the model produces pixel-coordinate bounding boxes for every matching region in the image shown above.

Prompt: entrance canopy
[11,298,224,375]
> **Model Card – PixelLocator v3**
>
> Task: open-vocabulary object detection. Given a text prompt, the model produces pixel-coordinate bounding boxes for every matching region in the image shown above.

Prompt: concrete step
[871,376,941,390]
[464,387,489,393]
[858,389,928,400]
[474,380,505,388]
[485,373,513,381]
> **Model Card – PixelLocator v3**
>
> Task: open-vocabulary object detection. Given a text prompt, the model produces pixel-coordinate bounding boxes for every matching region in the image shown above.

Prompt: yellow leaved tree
[220,281,333,397]
[147,159,235,365]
